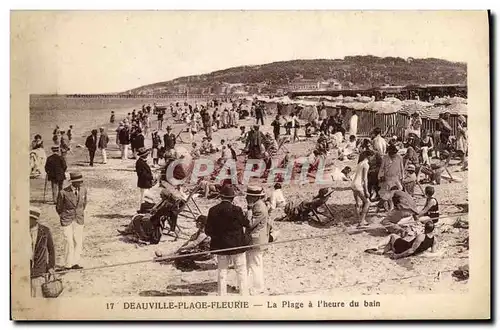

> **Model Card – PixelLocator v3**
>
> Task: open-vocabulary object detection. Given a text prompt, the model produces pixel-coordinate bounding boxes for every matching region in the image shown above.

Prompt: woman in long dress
[30,134,46,178]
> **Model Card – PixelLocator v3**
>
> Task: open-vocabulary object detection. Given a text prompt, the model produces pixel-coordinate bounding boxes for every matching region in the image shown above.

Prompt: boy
[418,186,440,223]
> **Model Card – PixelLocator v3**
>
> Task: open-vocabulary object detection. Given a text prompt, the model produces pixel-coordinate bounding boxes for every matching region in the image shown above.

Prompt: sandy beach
[29,97,469,297]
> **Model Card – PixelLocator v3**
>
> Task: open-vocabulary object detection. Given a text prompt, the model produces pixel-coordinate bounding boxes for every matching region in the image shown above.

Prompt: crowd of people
[29,95,468,297]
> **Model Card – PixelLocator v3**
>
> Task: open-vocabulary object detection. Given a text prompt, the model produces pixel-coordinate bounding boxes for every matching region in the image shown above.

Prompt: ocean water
[29,96,156,142]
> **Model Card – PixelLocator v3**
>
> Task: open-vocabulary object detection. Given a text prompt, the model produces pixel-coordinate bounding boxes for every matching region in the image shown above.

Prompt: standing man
[205,185,250,296]
[56,172,87,270]
[85,129,98,166]
[271,115,281,142]
[98,127,109,164]
[157,108,164,131]
[135,147,154,207]
[45,146,67,204]
[349,110,359,138]
[119,123,131,160]
[163,126,176,159]
[109,111,115,124]
[245,186,270,295]
[255,102,264,125]
[67,125,73,143]
[30,206,56,297]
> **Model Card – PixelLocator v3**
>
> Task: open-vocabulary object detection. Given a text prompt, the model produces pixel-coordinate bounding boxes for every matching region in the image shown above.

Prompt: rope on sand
[54,212,468,276]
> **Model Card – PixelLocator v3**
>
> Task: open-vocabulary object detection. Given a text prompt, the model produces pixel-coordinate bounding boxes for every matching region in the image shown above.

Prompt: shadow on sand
[139,281,238,297]
[94,213,130,220]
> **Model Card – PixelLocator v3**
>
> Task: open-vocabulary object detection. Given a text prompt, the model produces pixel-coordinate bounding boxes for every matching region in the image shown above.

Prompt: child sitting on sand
[418,186,440,223]
[338,135,358,161]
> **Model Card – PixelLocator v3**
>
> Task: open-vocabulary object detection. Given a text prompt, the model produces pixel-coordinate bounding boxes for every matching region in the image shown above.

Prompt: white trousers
[101,148,107,163]
[217,253,248,296]
[246,249,264,294]
[121,144,129,160]
[139,188,149,207]
[421,146,430,165]
[62,222,84,268]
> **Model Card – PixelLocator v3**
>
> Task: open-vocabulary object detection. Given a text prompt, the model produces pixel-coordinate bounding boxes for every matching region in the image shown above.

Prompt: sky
[11,11,486,94]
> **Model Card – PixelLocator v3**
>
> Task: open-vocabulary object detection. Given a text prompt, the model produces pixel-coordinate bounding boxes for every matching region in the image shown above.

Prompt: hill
[123,56,467,95]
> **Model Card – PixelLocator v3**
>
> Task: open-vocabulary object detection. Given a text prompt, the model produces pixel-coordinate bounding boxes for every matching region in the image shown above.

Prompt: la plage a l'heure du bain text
[110,299,381,311]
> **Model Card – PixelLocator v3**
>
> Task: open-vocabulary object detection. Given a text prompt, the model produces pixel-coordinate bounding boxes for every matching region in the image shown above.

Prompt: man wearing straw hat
[244,185,270,295]
[45,145,67,204]
[205,185,250,296]
[135,147,154,208]
[30,206,56,297]
[56,172,88,270]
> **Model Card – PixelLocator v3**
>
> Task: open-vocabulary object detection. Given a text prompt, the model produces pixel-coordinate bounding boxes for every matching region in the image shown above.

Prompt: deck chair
[276,137,291,154]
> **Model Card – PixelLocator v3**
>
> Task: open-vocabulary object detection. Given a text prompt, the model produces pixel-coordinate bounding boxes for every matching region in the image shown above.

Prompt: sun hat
[246,186,265,197]
[70,172,84,183]
[30,206,41,221]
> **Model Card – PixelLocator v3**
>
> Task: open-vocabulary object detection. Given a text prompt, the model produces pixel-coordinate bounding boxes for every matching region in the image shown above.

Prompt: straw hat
[246,186,265,197]
[143,192,155,205]
[30,206,41,221]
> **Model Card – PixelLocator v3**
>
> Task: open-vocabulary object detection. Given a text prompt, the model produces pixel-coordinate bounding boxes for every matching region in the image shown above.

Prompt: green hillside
[123,56,467,95]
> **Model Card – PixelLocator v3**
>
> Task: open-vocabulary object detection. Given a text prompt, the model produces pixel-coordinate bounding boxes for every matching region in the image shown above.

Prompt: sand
[29,97,469,297]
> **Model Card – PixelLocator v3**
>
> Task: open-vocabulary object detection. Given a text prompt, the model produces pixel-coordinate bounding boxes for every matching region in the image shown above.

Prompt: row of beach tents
[239,94,467,138]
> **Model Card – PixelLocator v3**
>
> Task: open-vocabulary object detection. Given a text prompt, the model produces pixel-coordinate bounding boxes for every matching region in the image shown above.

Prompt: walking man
[244,186,270,295]
[30,206,56,297]
[56,172,87,270]
[135,147,154,207]
[205,184,250,296]
[45,146,67,204]
[98,127,109,164]
[85,129,98,166]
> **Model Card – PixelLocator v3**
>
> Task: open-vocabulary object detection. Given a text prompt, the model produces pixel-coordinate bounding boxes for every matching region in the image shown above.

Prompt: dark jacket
[205,201,250,255]
[85,134,97,151]
[45,154,67,182]
[98,133,109,149]
[132,133,145,149]
[136,158,154,189]
[118,128,130,145]
[31,224,55,278]
[56,185,88,226]
[164,133,176,150]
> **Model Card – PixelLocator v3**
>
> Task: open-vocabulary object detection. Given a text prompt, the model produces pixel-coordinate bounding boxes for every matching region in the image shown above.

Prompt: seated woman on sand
[366,221,438,259]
